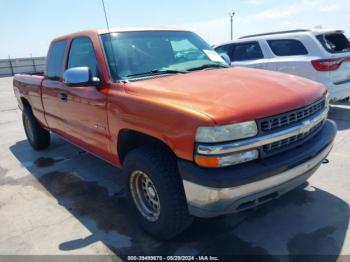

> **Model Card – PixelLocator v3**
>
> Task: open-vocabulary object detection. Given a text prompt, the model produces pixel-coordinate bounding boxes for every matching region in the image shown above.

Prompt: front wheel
[124,146,193,240]
[22,107,50,150]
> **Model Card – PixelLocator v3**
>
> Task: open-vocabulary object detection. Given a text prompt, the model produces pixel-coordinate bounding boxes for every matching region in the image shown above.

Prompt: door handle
[58,92,68,102]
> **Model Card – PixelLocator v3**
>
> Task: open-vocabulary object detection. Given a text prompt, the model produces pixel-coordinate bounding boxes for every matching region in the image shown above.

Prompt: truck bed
[13,73,47,126]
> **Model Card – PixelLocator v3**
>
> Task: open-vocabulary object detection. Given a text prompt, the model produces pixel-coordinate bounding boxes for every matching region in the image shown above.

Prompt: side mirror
[220,53,231,66]
[63,67,100,86]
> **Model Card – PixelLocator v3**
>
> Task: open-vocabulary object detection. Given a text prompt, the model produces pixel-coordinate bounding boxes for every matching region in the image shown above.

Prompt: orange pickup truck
[13,27,336,239]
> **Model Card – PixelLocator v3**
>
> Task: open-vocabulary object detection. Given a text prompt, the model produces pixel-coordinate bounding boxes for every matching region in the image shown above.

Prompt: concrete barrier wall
[0,57,46,77]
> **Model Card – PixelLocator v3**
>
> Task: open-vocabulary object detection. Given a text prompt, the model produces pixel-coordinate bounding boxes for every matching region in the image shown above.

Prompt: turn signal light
[195,155,220,168]
[195,150,259,168]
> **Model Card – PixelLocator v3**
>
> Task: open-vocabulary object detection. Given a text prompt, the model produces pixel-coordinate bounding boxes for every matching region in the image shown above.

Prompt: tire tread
[124,146,193,239]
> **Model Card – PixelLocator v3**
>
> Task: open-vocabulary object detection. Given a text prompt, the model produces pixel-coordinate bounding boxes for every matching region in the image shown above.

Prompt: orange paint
[13,28,327,169]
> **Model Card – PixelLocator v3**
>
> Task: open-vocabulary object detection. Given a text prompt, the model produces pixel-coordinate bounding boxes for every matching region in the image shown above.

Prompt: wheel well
[117,130,174,164]
[21,97,31,110]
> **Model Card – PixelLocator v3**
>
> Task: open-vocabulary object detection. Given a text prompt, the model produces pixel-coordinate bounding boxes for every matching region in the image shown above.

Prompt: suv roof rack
[239,29,311,39]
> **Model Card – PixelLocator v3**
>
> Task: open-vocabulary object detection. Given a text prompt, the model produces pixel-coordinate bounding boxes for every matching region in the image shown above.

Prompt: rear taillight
[311,58,347,71]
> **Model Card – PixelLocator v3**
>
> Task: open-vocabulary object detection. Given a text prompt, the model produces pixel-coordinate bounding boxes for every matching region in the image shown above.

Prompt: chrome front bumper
[183,142,333,218]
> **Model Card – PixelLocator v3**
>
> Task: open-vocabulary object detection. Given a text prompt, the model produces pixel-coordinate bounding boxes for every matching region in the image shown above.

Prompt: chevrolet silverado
[13,27,336,239]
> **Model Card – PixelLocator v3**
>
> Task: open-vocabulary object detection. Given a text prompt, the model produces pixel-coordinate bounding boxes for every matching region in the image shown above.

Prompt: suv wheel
[124,146,193,240]
[22,107,50,150]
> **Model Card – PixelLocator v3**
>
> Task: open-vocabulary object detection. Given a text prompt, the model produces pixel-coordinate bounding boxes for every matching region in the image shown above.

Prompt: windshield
[100,31,227,81]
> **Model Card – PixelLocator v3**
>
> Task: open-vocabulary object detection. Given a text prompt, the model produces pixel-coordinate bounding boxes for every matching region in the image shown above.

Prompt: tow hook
[322,159,329,164]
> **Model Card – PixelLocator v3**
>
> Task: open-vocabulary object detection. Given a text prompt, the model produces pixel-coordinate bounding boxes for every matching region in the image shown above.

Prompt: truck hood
[124,67,326,125]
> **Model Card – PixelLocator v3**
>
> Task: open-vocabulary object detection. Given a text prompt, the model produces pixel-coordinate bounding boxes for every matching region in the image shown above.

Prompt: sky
[0,0,349,59]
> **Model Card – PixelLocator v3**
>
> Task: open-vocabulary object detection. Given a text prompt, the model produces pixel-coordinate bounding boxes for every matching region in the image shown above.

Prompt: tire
[124,146,193,240]
[22,106,50,150]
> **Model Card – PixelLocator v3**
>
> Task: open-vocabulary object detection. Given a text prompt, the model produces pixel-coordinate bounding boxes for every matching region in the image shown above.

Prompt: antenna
[101,0,111,32]
[100,0,121,82]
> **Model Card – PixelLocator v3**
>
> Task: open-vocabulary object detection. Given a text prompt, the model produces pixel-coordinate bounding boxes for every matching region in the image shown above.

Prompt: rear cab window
[46,40,67,80]
[215,42,264,62]
[316,32,350,53]
[267,39,308,56]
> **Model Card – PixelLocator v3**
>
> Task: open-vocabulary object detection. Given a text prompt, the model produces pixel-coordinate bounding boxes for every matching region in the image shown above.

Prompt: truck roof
[95,26,186,34]
[52,26,187,42]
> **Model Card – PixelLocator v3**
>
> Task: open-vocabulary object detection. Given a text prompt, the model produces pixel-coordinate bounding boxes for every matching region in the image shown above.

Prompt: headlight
[195,121,258,143]
[195,150,259,168]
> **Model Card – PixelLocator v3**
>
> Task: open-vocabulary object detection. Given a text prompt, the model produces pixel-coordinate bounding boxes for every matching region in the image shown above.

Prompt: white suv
[214,29,350,101]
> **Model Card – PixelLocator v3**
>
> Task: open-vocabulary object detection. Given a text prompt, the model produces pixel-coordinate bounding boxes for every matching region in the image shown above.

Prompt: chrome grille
[259,99,325,133]
[263,121,323,153]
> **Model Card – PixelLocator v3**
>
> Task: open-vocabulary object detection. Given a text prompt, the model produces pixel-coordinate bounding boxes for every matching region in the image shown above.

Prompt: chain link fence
[0,56,46,77]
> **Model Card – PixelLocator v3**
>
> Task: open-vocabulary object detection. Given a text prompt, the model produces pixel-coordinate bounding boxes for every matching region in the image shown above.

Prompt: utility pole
[8,56,14,76]
[229,11,235,40]
[30,53,36,73]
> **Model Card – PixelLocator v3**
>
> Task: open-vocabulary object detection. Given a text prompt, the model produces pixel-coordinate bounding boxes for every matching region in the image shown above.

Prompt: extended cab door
[42,40,68,132]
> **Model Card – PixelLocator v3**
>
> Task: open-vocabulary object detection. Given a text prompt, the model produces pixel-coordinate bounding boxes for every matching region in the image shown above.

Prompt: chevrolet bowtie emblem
[301,119,312,134]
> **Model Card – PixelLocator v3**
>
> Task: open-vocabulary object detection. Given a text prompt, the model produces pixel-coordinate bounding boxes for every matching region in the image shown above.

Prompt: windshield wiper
[187,63,229,72]
[127,69,188,78]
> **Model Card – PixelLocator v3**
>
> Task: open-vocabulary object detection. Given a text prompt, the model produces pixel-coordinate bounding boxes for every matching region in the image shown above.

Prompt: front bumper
[178,120,336,218]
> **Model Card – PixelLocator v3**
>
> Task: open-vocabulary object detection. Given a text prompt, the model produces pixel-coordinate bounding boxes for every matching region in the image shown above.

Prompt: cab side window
[67,37,99,77]
[47,40,67,80]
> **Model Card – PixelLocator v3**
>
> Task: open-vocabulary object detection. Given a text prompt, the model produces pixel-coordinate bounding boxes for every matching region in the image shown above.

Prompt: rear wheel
[124,146,193,240]
[22,107,50,150]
